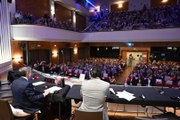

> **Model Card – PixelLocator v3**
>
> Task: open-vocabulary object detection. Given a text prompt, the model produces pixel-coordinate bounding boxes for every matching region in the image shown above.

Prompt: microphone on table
[139,94,145,100]
[158,77,165,95]
[170,96,180,100]
[139,94,146,107]
[159,88,164,95]
[60,78,65,87]
[159,83,165,95]
[123,82,127,90]
[109,88,116,94]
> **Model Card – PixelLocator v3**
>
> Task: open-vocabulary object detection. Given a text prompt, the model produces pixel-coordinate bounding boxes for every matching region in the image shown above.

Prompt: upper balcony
[11,4,180,43]
[11,24,180,42]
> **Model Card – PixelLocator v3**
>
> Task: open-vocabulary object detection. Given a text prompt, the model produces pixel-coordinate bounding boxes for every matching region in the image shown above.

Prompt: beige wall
[120,47,151,63]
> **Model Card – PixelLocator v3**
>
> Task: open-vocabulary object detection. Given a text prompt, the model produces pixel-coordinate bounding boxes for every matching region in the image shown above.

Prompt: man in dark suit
[11,67,50,119]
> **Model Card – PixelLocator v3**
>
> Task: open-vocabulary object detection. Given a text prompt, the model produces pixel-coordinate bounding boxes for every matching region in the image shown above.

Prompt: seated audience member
[11,67,50,119]
[109,75,117,84]
[79,67,110,120]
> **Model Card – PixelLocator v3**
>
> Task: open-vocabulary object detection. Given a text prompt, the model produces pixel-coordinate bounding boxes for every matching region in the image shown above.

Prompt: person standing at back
[139,55,143,63]
[79,67,110,120]
[11,67,50,119]
[128,54,133,67]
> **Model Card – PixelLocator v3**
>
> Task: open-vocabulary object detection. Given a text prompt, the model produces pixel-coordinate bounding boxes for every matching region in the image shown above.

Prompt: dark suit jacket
[11,77,45,113]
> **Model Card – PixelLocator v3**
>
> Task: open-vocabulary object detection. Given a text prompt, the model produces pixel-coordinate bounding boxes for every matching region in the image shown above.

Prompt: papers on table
[109,88,136,101]
[65,78,82,87]
[79,74,85,81]
[32,81,45,86]
[109,88,116,94]
[48,86,62,93]
[116,90,136,101]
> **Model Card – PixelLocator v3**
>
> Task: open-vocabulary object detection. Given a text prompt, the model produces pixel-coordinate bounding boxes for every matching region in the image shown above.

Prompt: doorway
[122,51,148,67]
[127,52,143,66]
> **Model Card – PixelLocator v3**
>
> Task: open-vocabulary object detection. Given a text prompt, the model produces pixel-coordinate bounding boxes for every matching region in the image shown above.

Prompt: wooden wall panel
[11,41,24,69]
[28,42,68,64]
[59,48,73,63]
[151,0,177,8]
[28,49,50,65]
[73,51,78,62]
[78,47,90,59]
[89,42,180,47]
[55,2,72,24]
[76,13,86,31]
[68,43,90,61]
[11,41,179,67]
[16,0,50,18]
[28,41,68,49]
[111,2,129,12]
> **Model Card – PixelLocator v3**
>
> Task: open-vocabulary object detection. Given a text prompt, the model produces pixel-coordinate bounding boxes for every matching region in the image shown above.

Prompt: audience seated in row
[84,5,180,32]
[13,5,180,32]
[33,58,126,84]
[126,61,180,87]
[13,11,75,31]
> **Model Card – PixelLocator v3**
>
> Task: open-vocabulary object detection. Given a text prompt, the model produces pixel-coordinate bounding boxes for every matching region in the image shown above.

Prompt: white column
[0,0,12,73]
[73,11,76,30]
[50,0,55,18]
[9,0,16,21]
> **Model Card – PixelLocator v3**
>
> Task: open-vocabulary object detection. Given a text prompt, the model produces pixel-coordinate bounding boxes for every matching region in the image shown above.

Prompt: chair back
[75,110,103,120]
[0,100,35,120]
[0,99,14,120]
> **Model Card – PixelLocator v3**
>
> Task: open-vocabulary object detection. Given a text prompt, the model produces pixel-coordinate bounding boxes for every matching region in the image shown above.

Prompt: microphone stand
[60,50,66,87]
[61,50,65,87]
[61,77,65,87]
[123,82,127,90]
[159,86,164,95]
[159,81,165,95]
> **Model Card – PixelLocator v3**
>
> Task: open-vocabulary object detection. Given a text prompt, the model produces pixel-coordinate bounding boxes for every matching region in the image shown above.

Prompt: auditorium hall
[0,0,180,120]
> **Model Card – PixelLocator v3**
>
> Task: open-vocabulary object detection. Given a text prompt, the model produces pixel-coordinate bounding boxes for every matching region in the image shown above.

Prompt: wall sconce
[116,1,124,8]
[52,51,58,57]
[97,47,99,51]
[12,55,22,63]
[74,47,78,55]
[161,0,168,3]
[118,3,123,8]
